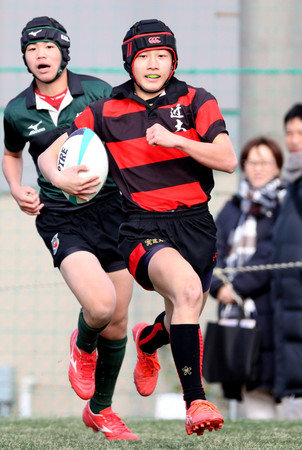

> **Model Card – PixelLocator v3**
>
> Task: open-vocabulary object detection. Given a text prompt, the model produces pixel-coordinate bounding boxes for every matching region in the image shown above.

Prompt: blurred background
[0,0,301,420]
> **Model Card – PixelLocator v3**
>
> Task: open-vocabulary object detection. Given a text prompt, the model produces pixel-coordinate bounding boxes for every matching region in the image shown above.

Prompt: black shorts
[36,190,126,272]
[118,204,217,291]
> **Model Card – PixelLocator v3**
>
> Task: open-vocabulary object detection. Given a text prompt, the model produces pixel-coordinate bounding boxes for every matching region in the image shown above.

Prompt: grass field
[0,417,301,450]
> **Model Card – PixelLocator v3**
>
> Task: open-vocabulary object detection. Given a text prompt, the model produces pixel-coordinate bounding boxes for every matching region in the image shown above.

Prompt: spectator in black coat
[210,136,285,419]
[271,104,302,419]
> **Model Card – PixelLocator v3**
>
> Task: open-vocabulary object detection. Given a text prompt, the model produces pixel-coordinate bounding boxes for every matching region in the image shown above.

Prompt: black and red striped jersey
[70,77,228,212]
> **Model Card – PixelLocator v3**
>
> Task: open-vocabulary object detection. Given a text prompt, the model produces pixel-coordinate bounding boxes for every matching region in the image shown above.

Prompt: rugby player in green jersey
[2,16,138,441]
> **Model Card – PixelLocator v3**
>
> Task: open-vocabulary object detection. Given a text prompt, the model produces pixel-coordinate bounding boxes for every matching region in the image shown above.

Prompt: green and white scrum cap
[21,16,70,74]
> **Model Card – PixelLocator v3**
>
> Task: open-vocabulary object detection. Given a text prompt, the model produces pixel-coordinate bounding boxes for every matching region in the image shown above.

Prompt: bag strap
[216,270,257,320]
[219,282,257,321]
[220,302,245,320]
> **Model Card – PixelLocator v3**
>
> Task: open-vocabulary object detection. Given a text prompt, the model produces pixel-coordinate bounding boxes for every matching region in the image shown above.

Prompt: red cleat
[185,400,224,436]
[68,329,97,400]
[82,402,139,440]
[132,322,161,396]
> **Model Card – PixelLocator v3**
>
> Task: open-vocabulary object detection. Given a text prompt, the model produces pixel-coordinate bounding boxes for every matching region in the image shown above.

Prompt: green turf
[0,417,301,449]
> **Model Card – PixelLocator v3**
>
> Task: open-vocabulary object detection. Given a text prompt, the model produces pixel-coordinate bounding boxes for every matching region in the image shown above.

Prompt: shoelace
[139,352,160,376]
[103,412,131,433]
[79,352,97,378]
[188,400,218,415]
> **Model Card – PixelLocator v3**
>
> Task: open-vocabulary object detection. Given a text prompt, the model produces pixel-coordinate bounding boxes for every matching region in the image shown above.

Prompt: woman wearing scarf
[210,136,285,419]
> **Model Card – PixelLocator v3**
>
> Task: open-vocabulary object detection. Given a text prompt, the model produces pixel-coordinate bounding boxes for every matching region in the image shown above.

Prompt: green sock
[90,336,127,413]
[77,311,108,354]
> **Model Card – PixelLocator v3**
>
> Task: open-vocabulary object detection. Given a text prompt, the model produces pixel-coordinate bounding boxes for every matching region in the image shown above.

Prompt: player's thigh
[108,268,133,308]
[148,246,202,305]
[60,250,116,311]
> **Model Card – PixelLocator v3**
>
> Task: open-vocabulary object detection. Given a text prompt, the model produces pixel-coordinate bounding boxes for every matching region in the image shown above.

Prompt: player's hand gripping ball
[57,128,109,205]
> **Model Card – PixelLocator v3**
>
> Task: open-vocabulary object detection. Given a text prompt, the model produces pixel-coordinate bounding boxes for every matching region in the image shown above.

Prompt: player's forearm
[38,133,68,186]
[2,153,23,192]
[176,133,237,173]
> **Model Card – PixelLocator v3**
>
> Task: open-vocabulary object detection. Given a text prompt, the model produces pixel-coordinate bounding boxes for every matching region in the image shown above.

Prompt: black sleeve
[3,116,27,152]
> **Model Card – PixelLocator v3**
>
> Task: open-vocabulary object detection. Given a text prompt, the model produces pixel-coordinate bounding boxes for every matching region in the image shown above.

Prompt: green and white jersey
[4,70,116,211]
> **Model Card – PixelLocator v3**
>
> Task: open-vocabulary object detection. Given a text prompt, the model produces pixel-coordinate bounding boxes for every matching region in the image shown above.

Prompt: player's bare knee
[108,313,128,336]
[86,300,116,327]
[177,280,202,309]
[103,317,128,340]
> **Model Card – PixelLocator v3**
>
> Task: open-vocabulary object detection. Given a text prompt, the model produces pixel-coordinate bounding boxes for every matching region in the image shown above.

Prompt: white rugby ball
[57,128,108,205]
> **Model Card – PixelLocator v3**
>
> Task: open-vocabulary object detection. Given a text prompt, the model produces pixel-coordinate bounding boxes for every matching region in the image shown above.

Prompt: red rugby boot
[132,322,161,396]
[185,400,224,436]
[68,329,97,400]
[82,402,139,440]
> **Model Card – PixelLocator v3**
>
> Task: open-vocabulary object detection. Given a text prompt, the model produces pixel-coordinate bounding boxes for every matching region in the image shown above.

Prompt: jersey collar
[26,70,84,109]
[111,76,188,106]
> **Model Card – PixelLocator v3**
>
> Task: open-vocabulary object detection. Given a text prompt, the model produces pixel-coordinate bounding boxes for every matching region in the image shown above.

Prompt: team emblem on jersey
[144,238,165,247]
[51,233,59,255]
[28,120,46,136]
[170,104,186,132]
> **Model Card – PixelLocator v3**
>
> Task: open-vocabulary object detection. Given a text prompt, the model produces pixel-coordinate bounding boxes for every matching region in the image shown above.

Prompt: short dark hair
[239,136,283,171]
[284,104,302,125]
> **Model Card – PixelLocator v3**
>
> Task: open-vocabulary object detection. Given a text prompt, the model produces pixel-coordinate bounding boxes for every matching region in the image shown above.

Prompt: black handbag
[203,302,261,384]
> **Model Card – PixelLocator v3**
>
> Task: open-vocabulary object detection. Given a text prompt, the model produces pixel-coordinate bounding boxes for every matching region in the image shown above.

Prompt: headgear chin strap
[21,16,70,82]
[122,19,178,94]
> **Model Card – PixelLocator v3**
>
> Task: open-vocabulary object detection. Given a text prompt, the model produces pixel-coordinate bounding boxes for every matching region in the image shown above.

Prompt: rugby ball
[57,128,108,205]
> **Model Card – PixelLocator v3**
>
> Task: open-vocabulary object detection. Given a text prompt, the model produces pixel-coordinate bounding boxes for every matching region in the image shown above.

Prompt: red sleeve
[195,99,223,135]
[188,86,227,143]
[68,106,95,135]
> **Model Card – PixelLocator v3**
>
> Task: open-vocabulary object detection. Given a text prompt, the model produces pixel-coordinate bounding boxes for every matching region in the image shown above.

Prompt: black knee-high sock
[170,324,206,409]
[139,311,170,354]
[77,310,109,354]
[90,336,127,413]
